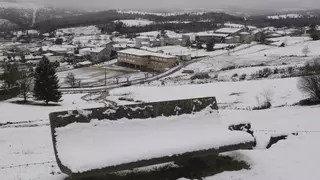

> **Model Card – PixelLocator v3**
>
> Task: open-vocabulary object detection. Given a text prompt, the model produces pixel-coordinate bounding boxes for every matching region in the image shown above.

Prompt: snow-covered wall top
[49,96,218,176]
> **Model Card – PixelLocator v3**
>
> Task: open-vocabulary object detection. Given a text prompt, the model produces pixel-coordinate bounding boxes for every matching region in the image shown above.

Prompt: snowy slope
[108,77,304,109]
[115,19,154,27]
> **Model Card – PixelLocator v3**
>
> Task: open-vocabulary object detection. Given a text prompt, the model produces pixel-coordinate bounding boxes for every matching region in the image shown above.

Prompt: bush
[298,98,320,106]
[298,75,320,101]
[232,73,238,78]
[220,65,236,71]
[252,68,273,79]
[287,66,294,74]
[239,74,247,81]
[253,101,272,110]
[191,73,210,80]
[298,60,320,101]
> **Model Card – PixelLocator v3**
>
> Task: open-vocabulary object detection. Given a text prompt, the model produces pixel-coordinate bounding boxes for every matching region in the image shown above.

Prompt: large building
[117,48,178,72]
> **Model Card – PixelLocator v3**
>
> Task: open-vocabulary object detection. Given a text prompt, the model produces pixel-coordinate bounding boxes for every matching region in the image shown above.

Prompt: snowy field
[114,19,154,26]
[169,40,317,78]
[57,67,126,87]
[72,35,111,47]
[0,94,104,123]
[57,26,101,36]
[267,14,302,19]
[108,77,304,109]
[267,36,311,46]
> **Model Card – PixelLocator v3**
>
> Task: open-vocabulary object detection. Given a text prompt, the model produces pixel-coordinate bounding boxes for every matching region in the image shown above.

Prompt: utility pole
[104,69,107,86]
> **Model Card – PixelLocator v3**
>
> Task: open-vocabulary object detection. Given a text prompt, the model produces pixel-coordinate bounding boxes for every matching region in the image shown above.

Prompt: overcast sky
[8,0,320,11]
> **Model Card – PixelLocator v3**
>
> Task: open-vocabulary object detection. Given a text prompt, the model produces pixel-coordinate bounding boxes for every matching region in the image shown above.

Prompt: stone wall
[49,97,219,178]
[50,96,218,129]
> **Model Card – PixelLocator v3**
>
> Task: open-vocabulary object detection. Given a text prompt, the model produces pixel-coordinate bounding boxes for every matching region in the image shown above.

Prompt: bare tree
[64,73,78,88]
[302,45,311,57]
[18,70,33,103]
[298,60,320,101]
[298,75,320,101]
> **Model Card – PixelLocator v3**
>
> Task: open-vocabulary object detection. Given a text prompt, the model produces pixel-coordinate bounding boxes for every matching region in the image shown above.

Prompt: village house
[81,42,113,63]
[117,48,178,72]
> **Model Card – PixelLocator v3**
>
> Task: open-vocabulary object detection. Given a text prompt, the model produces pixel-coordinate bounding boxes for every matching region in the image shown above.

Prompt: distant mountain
[0,2,86,31]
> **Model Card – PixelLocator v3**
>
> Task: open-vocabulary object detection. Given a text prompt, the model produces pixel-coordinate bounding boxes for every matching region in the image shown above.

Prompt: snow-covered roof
[136,36,150,40]
[90,47,105,53]
[78,61,92,66]
[43,53,54,57]
[195,31,229,37]
[215,28,242,34]
[118,48,176,58]
[48,45,76,52]
[240,32,250,35]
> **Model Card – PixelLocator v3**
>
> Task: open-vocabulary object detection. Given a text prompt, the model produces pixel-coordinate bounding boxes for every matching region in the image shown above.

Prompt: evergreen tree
[2,63,20,88]
[33,57,62,104]
[206,38,215,52]
[309,24,320,41]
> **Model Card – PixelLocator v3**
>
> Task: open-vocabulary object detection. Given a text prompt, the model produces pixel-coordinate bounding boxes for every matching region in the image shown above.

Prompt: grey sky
[9,0,320,11]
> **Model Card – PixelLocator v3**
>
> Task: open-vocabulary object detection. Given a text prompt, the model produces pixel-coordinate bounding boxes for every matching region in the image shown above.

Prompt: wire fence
[0,161,56,170]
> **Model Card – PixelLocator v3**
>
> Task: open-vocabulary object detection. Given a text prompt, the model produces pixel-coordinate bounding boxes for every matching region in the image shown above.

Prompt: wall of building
[118,52,178,72]
[148,56,178,72]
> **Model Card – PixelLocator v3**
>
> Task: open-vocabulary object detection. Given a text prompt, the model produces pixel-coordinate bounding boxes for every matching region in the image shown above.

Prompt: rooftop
[215,28,242,34]
[239,32,250,35]
[195,31,229,37]
[118,48,176,58]
[91,47,105,53]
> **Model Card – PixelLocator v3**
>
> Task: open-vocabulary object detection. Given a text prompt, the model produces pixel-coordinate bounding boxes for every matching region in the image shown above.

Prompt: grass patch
[67,155,249,180]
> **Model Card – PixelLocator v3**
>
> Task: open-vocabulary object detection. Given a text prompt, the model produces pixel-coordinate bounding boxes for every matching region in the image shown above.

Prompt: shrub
[191,73,210,80]
[298,60,320,101]
[298,98,320,106]
[239,74,247,80]
[298,75,320,101]
[287,66,294,74]
[232,73,238,78]
[221,65,236,71]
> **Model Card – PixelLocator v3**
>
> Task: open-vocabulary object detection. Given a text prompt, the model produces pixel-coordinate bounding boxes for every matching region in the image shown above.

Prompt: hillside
[0,2,86,31]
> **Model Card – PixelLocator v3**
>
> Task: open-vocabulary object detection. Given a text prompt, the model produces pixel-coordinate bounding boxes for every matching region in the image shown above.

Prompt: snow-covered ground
[57,26,101,36]
[57,67,124,87]
[2,36,320,180]
[108,77,304,109]
[2,104,320,180]
[72,35,111,47]
[168,40,316,79]
[267,14,302,19]
[114,19,154,27]
[267,36,310,46]
[0,94,104,124]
